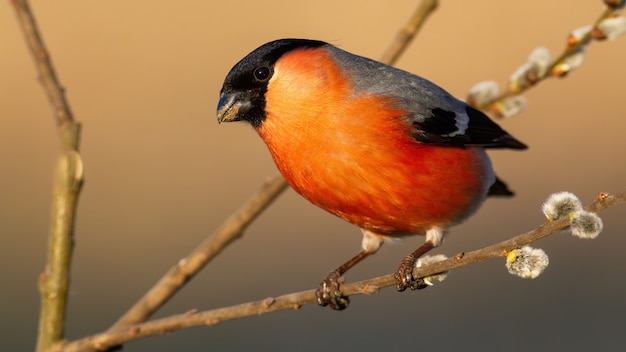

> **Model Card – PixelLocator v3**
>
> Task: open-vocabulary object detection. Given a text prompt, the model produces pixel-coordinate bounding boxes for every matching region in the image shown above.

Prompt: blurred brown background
[1,1,625,351]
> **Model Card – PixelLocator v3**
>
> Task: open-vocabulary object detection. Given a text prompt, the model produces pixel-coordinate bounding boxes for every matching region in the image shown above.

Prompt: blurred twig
[11,1,84,352]
[56,193,626,352]
[104,0,439,333]
[379,0,438,65]
[11,0,76,131]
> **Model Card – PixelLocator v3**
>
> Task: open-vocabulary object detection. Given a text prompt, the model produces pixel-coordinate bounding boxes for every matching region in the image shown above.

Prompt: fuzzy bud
[569,210,603,239]
[505,246,549,279]
[551,48,586,77]
[528,47,552,78]
[593,16,626,41]
[490,95,528,119]
[467,81,500,107]
[508,47,552,92]
[415,254,449,286]
[567,25,593,47]
[542,192,583,221]
[509,63,532,92]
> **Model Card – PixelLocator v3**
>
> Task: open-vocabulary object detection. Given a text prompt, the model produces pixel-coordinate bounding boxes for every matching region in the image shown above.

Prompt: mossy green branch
[38,135,83,352]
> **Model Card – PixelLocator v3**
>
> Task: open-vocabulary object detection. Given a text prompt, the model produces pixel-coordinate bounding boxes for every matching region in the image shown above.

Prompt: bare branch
[57,193,625,352]
[11,0,76,134]
[11,1,85,351]
[379,0,438,65]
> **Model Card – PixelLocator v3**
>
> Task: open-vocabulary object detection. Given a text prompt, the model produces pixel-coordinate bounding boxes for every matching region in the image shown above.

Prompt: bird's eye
[253,66,271,82]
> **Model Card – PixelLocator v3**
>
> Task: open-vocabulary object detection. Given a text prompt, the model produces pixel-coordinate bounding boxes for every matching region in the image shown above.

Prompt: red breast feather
[258,47,493,236]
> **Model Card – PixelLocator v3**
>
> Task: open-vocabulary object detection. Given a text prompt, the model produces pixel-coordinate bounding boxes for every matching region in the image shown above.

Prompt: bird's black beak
[217,92,250,123]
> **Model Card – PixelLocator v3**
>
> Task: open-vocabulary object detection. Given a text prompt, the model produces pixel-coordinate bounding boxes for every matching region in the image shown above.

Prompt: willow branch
[56,192,625,352]
[546,6,616,74]
[12,1,84,352]
[104,0,439,332]
[478,5,620,112]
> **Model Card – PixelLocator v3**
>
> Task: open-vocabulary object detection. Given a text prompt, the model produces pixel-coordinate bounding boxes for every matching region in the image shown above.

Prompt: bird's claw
[394,259,429,292]
[316,271,350,310]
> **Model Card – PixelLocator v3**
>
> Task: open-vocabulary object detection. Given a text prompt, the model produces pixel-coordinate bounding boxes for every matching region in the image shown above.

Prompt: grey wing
[329,45,527,150]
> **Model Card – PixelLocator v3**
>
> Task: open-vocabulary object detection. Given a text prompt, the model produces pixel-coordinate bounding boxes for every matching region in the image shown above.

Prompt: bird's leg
[394,241,435,291]
[316,229,384,310]
[316,250,372,310]
[394,227,443,292]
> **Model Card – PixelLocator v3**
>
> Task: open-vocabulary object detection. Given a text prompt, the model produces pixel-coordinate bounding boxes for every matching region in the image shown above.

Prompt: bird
[217,38,527,310]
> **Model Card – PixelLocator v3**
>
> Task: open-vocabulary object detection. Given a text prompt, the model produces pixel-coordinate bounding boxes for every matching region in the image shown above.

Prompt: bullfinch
[217,39,526,310]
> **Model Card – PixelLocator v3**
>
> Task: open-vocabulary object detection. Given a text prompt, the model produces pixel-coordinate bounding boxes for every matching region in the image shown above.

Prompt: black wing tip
[495,135,528,150]
[464,105,528,150]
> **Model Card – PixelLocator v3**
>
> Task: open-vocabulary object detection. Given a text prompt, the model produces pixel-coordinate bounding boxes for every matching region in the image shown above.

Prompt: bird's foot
[394,255,429,291]
[316,271,350,310]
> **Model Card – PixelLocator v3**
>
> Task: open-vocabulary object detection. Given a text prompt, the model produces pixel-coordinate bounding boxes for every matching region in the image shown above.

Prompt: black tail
[488,176,516,197]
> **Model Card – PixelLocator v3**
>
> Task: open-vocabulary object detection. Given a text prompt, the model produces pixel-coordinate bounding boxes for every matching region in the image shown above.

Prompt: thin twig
[11,1,84,352]
[379,0,438,65]
[11,0,76,132]
[103,0,440,333]
[56,193,625,352]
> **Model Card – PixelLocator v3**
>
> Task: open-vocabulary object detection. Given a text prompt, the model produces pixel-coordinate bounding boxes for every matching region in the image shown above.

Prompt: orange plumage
[260,47,491,236]
[217,39,526,310]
